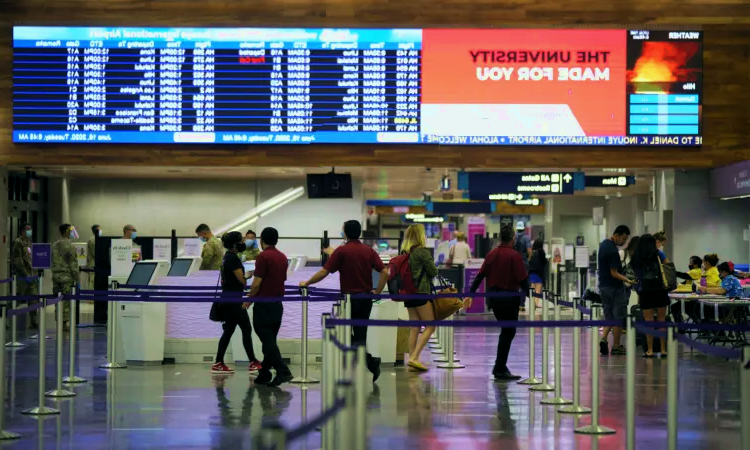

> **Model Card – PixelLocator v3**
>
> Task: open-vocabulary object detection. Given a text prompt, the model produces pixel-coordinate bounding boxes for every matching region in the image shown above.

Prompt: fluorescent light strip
[720,194,750,200]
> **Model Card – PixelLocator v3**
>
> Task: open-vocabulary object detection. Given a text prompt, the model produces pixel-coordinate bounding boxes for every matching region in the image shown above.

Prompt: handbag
[209,302,226,322]
[432,287,464,320]
[659,261,678,292]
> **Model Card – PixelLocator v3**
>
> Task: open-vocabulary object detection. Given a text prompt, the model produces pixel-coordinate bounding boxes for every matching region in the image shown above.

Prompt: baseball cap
[516,221,525,231]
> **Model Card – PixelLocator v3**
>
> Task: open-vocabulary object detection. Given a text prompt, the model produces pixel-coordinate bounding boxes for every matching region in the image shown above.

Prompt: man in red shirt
[467,225,529,380]
[245,227,293,387]
[300,220,388,381]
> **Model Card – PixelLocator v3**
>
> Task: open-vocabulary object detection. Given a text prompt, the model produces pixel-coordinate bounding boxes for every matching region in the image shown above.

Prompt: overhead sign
[710,160,750,199]
[585,175,636,188]
[465,172,579,200]
[31,243,52,270]
[403,214,445,223]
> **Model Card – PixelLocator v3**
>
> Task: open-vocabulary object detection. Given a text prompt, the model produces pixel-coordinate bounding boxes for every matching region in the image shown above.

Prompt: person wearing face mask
[86,224,101,290]
[697,262,744,298]
[195,223,225,270]
[701,254,721,288]
[52,223,80,330]
[243,227,293,386]
[598,225,633,356]
[653,230,670,264]
[240,230,261,262]
[122,224,142,262]
[211,231,260,374]
[12,223,38,328]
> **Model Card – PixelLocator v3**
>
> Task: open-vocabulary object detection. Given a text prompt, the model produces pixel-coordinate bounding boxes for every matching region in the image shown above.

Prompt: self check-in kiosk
[115,260,171,365]
[167,257,202,277]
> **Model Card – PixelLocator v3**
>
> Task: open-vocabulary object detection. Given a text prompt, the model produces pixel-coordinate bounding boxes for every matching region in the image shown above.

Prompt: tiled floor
[0,310,744,449]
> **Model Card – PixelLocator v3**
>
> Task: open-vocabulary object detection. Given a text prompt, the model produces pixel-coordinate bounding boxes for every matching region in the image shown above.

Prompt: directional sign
[465,172,579,200]
[585,176,636,188]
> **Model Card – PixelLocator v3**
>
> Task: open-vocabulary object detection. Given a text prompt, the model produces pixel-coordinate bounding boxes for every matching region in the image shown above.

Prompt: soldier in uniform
[241,230,261,262]
[87,224,101,290]
[52,223,80,329]
[195,223,225,270]
[11,222,38,328]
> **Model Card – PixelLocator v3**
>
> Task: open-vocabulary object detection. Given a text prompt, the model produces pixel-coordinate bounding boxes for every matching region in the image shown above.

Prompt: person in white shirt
[449,232,472,265]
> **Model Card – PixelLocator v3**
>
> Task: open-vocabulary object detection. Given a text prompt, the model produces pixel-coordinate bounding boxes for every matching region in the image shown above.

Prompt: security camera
[425,167,432,172]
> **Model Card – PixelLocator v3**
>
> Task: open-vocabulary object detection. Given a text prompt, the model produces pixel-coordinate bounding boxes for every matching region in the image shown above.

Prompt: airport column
[0,167,8,298]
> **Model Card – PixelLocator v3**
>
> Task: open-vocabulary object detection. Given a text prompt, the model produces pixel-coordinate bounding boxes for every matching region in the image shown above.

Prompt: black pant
[253,305,291,376]
[350,297,377,370]
[216,304,256,364]
[489,294,521,374]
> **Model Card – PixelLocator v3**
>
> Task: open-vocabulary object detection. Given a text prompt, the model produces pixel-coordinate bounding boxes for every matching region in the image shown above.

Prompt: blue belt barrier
[327,318,622,329]
[674,333,742,360]
[286,397,347,443]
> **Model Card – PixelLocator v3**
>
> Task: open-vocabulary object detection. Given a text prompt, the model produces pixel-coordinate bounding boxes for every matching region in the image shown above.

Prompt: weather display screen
[12,27,702,145]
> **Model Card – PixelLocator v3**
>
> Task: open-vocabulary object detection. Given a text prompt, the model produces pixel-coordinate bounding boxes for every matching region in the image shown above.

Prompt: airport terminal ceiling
[26,166,652,200]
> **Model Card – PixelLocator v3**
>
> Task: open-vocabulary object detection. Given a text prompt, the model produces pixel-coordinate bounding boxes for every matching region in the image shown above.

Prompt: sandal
[407,360,428,372]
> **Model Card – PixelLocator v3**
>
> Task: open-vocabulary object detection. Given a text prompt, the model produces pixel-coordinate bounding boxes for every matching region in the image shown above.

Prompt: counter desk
[668,293,749,347]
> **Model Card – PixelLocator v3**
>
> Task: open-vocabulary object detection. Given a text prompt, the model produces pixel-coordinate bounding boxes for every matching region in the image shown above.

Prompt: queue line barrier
[1,286,748,447]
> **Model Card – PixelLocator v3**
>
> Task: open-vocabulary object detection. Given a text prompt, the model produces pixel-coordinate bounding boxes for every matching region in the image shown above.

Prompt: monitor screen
[126,262,158,286]
[167,258,193,276]
[12,27,702,146]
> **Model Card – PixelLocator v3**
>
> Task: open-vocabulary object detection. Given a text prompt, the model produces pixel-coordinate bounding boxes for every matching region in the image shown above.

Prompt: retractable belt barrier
[0,283,747,448]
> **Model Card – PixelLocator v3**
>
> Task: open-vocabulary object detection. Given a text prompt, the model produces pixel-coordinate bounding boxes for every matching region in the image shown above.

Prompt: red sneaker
[248,361,263,373]
[211,362,235,374]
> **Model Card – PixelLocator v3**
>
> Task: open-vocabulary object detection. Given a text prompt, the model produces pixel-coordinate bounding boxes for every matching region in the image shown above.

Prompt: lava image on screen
[626,30,702,138]
[420,29,628,142]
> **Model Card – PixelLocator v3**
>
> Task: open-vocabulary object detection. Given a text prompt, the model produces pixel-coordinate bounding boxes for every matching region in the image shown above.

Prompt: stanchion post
[344,294,352,347]
[559,297,591,414]
[519,293,541,385]
[63,286,86,384]
[22,297,60,416]
[291,288,319,384]
[530,291,554,391]
[100,281,126,369]
[29,275,49,340]
[574,304,615,435]
[6,276,24,348]
[321,318,335,450]
[541,294,571,404]
[45,295,75,398]
[437,313,465,369]
[740,346,749,450]
[667,326,677,450]
[625,315,636,450]
[0,304,21,439]
[354,345,368,450]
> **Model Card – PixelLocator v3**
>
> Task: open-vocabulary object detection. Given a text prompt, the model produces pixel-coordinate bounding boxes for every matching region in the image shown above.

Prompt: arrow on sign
[563,174,572,183]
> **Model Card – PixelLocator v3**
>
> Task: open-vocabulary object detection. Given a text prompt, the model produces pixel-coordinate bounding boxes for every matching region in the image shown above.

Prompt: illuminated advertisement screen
[12,27,702,145]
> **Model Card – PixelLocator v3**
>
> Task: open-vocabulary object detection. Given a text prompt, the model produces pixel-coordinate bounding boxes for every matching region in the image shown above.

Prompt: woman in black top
[211,231,260,374]
[528,239,546,311]
[632,234,670,357]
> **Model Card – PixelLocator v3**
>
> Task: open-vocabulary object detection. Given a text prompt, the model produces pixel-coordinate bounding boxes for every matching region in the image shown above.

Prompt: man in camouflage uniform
[87,224,101,290]
[52,223,80,329]
[12,222,38,327]
[195,223,225,270]
[241,229,261,262]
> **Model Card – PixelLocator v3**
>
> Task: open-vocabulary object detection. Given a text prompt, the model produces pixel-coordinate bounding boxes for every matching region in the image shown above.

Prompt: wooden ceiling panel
[1,0,748,168]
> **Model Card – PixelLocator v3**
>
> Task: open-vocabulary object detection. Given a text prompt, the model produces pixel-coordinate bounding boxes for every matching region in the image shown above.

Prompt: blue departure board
[12,27,702,145]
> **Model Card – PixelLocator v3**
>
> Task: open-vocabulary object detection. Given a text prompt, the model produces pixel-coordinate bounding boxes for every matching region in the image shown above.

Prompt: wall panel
[1,0,748,168]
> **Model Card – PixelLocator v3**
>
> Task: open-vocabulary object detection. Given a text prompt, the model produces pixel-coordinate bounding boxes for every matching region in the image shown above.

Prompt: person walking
[466,225,529,380]
[244,227,293,387]
[598,225,632,356]
[196,224,225,270]
[211,231,261,374]
[448,231,472,266]
[300,220,389,382]
[401,224,438,372]
[51,224,80,330]
[12,223,38,328]
[528,238,546,311]
[513,221,532,311]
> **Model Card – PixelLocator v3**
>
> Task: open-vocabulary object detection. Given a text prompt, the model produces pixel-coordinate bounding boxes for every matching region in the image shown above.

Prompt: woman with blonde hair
[401,224,438,372]
[653,230,670,264]
[449,231,472,265]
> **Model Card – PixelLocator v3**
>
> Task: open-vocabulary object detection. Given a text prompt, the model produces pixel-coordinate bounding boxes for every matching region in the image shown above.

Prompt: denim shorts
[600,285,627,321]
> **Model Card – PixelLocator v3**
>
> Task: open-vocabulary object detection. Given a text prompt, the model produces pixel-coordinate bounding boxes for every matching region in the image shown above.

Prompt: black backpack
[514,234,527,257]
[639,258,663,292]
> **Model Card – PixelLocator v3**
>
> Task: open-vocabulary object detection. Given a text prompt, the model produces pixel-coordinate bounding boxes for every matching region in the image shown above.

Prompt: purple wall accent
[710,161,750,199]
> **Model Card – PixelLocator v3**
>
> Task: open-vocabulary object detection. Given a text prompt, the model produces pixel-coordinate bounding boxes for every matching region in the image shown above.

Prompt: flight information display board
[12,27,703,145]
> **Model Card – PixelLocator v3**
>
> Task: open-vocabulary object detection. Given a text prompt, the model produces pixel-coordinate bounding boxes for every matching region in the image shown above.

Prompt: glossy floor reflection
[0,311,744,449]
